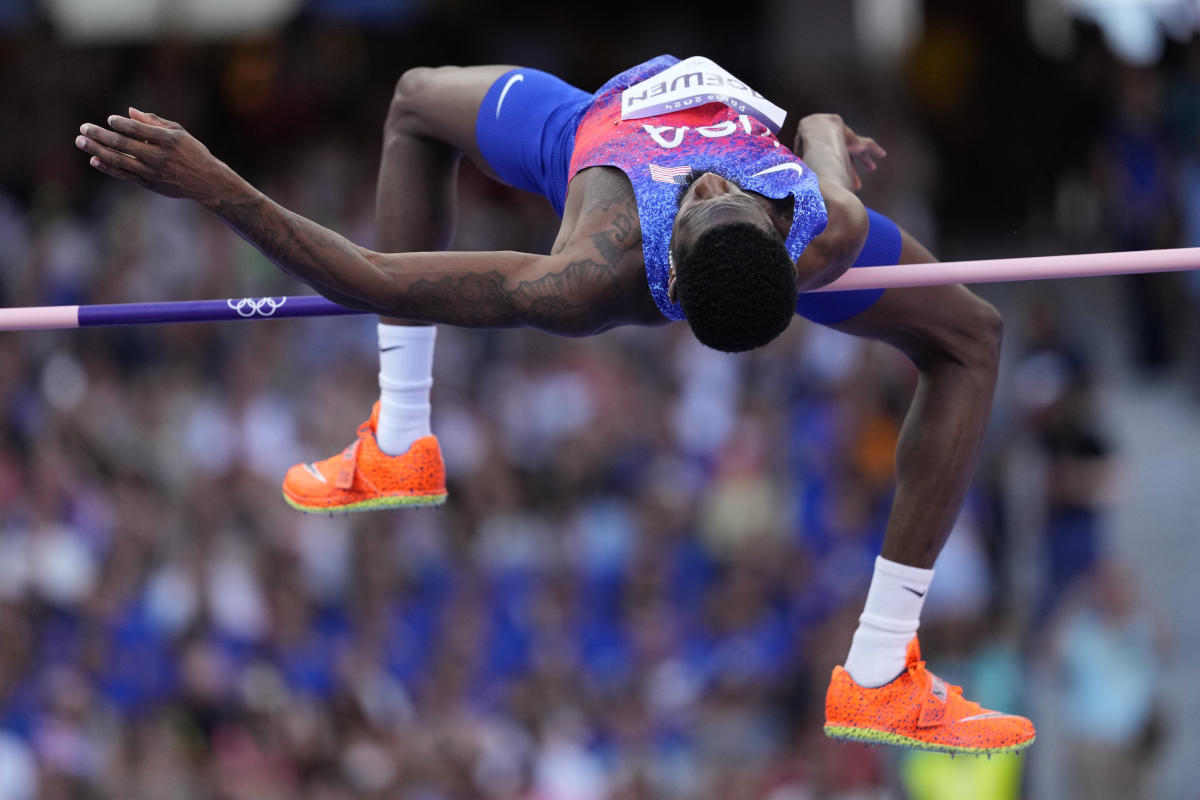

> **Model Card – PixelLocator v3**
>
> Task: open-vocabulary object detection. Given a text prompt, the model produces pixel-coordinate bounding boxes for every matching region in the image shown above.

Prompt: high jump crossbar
[3,246,1199,331]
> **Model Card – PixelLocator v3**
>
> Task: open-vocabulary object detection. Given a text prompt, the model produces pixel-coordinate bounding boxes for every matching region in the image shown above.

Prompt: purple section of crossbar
[76,296,365,327]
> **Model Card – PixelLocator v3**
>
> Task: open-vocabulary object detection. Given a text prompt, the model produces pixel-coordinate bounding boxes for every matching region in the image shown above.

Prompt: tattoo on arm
[212,191,382,309]
[400,257,619,334]
[397,193,642,334]
[210,178,645,335]
[588,196,638,266]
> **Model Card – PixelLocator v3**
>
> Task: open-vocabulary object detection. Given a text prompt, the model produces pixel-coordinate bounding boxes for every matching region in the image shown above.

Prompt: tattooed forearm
[205,172,647,334]
[397,257,619,335]
[211,190,388,310]
[387,189,644,332]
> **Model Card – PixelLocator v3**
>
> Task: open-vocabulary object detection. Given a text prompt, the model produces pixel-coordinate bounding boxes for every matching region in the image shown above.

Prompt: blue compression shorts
[476,68,592,217]
[793,208,899,324]
[475,69,901,325]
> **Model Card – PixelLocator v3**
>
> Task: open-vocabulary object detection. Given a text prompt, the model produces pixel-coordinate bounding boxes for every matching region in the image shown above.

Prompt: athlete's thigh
[827,228,991,354]
[401,65,516,179]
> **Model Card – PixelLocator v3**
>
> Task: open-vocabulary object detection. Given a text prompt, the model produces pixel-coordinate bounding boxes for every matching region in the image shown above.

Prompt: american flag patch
[649,163,692,184]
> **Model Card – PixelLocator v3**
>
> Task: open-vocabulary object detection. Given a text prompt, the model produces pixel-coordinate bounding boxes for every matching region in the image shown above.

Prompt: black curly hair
[673,221,797,353]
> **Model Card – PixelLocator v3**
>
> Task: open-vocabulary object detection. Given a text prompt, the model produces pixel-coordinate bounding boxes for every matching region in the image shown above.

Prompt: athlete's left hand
[75,108,241,208]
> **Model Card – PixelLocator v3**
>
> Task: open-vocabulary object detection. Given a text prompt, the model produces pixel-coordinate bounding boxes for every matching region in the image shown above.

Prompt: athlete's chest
[574,111,787,172]
[550,168,663,320]
[558,166,789,253]
[556,167,644,260]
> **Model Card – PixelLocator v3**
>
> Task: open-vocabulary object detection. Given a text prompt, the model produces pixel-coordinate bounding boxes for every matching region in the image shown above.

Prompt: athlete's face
[669,172,792,301]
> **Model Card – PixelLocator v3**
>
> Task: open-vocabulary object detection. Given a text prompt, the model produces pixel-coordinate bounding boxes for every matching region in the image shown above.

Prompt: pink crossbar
[810,246,1200,292]
[1,247,1199,331]
[0,305,80,330]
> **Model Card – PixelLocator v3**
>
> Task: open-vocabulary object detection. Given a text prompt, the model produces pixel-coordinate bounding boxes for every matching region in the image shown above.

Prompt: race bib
[621,56,787,133]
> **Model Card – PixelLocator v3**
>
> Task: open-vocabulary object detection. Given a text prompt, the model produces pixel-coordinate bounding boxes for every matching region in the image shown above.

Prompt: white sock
[843,556,934,688]
[375,323,435,455]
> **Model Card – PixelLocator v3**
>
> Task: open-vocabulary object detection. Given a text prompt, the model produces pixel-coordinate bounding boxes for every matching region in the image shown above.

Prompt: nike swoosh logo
[495,73,524,118]
[381,345,406,352]
[903,586,926,597]
[303,463,327,484]
[750,162,804,179]
[958,712,1017,723]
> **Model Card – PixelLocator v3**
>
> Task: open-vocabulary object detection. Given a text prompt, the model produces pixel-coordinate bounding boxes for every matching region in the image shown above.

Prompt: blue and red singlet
[475,55,898,326]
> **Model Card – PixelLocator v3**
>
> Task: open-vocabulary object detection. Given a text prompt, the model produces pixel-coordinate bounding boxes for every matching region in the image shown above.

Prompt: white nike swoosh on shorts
[751,162,805,179]
[496,73,525,118]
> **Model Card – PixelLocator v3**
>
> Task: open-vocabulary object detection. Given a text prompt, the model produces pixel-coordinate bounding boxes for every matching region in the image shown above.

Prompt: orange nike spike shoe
[824,638,1036,755]
[282,402,447,513]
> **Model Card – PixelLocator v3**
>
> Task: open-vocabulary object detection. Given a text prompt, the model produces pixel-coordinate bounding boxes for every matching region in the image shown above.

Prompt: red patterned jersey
[569,55,828,320]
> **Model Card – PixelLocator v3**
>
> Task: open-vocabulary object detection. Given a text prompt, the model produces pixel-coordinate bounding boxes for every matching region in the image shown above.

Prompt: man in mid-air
[75,54,1034,755]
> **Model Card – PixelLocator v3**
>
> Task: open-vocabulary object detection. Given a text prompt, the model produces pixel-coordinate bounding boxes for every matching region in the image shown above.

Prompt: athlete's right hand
[795,113,886,192]
[843,124,886,179]
[75,108,242,208]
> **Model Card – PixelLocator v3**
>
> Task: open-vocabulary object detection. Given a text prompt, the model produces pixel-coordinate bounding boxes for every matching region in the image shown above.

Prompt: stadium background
[1,0,1197,797]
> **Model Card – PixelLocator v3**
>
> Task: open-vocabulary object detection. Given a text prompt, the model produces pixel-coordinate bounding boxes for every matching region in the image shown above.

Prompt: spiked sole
[823,725,1035,755]
[283,490,448,514]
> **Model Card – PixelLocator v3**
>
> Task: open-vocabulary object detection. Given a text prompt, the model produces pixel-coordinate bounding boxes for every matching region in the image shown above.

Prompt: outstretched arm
[75,111,619,335]
[791,113,880,289]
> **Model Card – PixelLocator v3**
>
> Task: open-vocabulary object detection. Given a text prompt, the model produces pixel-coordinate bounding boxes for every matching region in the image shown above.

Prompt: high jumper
[74,54,1034,755]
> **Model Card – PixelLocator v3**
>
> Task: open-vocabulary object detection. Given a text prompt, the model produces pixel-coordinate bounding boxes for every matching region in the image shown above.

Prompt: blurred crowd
[0,3,1191,799]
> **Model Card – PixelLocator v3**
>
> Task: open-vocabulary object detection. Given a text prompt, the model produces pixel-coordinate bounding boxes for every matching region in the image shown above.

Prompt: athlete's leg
[374,66,512,456]
[375,64,515,254]
[282,66,511,514]
[821,228,1033,754]
[831,232,1002,568]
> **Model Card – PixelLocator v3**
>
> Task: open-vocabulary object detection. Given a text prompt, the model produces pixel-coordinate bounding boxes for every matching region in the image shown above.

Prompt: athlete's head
[669,172,797,353]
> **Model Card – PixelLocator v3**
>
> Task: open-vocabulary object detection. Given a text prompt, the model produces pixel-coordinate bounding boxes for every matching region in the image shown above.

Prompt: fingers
[849,139,886,174]
[129,107,181,130]
[853,152,878,172]
[85,152,142,183]
[74,132,151,184]
[848,138,884,155]
[860,140,886,166]
[851,138,886,164]
[76,108,181,179]
[130,107,180,128]
[77,122,154,160]
[107,113,175,143]
[844,126,886,157]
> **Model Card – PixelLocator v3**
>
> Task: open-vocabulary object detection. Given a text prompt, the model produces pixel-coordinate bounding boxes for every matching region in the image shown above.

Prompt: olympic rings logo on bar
[226,297,288,317]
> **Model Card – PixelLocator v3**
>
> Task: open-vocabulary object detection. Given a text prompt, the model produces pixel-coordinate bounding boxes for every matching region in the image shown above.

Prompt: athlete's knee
[910,288,1003,376]
[951,291,1003,374]
[386,66,452,136]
